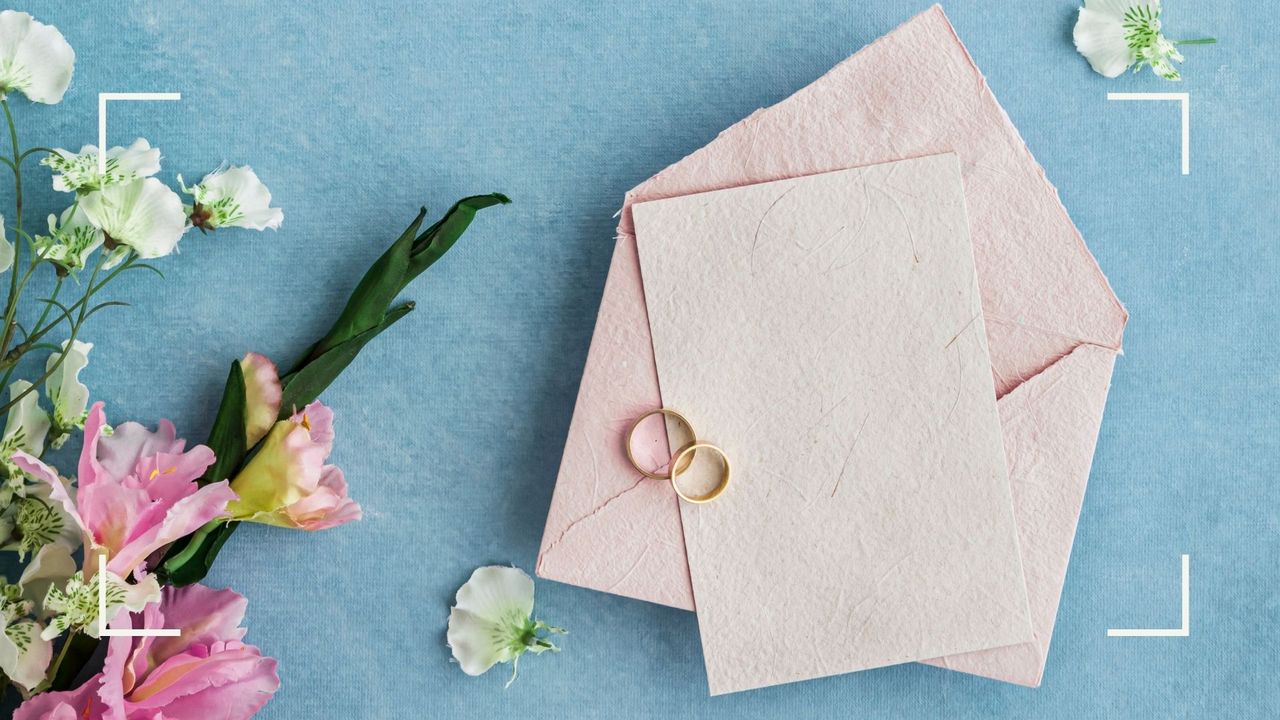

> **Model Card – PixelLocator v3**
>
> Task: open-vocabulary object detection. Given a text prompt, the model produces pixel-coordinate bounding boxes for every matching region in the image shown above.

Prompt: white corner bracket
[97,92,181,174]
[1106,92,1190,176]
[1107,553,1190,638]
[97,552,180,637]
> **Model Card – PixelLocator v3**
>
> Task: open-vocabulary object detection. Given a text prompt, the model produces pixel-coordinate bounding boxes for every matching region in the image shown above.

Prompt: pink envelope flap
[538,4,1127,685]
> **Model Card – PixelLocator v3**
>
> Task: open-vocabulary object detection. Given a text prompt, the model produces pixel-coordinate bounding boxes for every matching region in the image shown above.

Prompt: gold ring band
[669,442,731,504]
[625,408,697,480]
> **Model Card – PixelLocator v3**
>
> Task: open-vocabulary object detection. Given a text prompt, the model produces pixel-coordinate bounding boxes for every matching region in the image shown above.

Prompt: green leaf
[405,193,509,284]
[278,303,414,416]
[304,208,426,362]
[157,362,246,585]
[201,361,248,485]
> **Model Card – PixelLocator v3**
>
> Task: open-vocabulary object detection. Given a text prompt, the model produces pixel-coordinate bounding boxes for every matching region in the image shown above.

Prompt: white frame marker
[91,90,184,639]
[1107,554,1190,638]
[96,552,180,637]
[1106,92,1190,176]
[96,92,181,173]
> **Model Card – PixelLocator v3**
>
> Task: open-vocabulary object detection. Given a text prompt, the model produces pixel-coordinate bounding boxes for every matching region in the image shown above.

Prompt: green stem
[40,630,77,691]
[163,519,223,569]
[0,254,107,414]
[0,98,23,360]
[1174,38,1217,45]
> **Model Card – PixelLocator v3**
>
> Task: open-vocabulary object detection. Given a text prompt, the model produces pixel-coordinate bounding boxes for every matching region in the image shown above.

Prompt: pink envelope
[537,4,1127,688]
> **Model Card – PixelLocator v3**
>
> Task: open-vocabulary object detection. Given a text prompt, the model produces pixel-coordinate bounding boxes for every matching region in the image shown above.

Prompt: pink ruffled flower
[14,584,280,720]
[14,401,237,579]
[225,400,361,531]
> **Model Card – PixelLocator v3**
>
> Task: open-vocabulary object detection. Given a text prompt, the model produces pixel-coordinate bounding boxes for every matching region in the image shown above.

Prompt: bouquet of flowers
[0,11,506,717]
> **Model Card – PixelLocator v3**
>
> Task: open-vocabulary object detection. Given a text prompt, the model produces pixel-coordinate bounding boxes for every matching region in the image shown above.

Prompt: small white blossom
[41,568,161,640]
[447,566,564,687]
[1073,1,1209,81]
[79,177,187,260]
[0,544,74,691]
[0,582,49,691]
[46,339,92,447]
[0,10,74,104]
[181,165,283,231]
[0,381,49,499]
[43,138,161,194]
[36,205,104,273]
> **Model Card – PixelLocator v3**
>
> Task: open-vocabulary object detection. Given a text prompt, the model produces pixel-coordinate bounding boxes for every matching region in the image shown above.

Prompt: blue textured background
[2,1,1274,717]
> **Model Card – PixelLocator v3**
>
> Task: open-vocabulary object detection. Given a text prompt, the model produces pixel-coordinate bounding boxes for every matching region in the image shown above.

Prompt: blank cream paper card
[632,154,1033,694]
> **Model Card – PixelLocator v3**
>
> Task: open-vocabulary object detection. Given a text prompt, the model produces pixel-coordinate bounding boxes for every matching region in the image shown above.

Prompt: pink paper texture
[537,4,1126,687]
[634,156,1034,694]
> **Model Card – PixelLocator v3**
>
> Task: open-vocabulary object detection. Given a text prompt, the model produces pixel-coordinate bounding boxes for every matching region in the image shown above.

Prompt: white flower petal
[453,565,535,623]
[447,607,517,676]
[187,165,283,230]
[80,177,186,259]
[447,566,553,680]
[0,11,74,104]
[1083,0,1155,17]
[1074,8,1136,78]
[20,543,77,616]
[47,339,91,435]
[2,381,49,457]
[0,617,51,691]
[46,138,161,193]
[0,213,11,273]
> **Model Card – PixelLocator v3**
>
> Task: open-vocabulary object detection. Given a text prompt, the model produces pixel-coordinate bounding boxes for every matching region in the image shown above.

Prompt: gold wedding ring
[669,442,731,504]
[625,408,697,480]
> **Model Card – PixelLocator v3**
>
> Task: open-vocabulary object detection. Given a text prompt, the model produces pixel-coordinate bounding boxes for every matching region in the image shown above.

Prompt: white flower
[41,568,161,640]
[0,213,12,273]
[0,10,74,104]
[42,138,161,194]
[36,205,104,274]
[79,177,187,260]
[1073,1,1208,81]
[447,565,564,686]
[46,339,92,446]
[5,482,81,559]
[0,583,50,691]
[0,381,49,493]
[0,544,74,691]
[181,165,283,231]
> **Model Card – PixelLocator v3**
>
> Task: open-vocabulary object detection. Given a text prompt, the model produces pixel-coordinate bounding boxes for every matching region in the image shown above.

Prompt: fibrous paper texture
[633,155,1034,694]
[537,4,1127,687]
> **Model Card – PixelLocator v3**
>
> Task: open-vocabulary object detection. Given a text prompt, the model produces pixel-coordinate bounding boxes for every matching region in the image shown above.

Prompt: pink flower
[14,584,280,720]
[14,402,237,579]
[225,401,361,531]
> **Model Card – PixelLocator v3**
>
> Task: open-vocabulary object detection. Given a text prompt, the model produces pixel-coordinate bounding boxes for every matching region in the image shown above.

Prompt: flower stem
[0,253,108,414]
[0,98,23,361]
[41,630,77,690]
[1174,38,1217,45]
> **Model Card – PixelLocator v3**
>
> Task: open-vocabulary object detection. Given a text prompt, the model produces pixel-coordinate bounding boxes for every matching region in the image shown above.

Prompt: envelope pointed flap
[537,232,696,610]
[619,5,1125,366]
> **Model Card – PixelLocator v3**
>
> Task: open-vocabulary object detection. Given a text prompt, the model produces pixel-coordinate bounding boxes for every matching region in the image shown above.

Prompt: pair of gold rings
[624,408,731,504]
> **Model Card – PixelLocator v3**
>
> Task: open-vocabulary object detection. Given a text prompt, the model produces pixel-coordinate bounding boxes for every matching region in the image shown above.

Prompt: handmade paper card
[631,154,1033,695]
[538,5,1126,687]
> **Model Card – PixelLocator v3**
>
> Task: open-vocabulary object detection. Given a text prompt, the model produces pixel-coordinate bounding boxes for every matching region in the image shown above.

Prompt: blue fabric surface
[2,1,1274,717]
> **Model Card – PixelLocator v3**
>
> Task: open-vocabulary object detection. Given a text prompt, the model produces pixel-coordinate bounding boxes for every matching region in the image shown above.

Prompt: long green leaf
[406,193,509,284]
[304,208,425,362]
[279,303,414,416]
[201,361,248,485]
